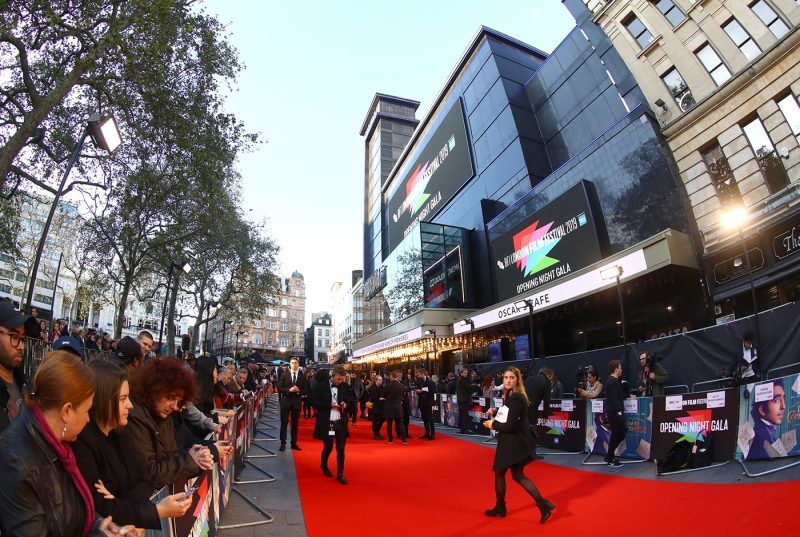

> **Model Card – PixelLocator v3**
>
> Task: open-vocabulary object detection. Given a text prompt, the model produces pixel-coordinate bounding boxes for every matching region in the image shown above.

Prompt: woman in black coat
[483,366,554,524]
[74,360,192,529]
[368,375,386,440]
[383,370,407,444]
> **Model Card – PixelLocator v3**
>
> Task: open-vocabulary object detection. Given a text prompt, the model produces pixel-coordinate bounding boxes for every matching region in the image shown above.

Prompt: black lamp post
[158,261,191,355]
[204,299,218,354]
[514,298,537,360]
[460,319,474,365]
[601,265,627,368]
[25,114,121,313]
[723,208,762,351]
[221,319,233,357]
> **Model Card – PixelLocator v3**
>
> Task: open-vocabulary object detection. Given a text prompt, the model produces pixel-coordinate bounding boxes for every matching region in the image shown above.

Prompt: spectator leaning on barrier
[637,352,670,397]
[0,301,37,433]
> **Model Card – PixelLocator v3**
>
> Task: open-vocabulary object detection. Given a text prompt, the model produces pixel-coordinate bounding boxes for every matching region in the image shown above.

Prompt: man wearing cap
[115,336,143,372]
[51,336,85,359]
[0,302,37,432]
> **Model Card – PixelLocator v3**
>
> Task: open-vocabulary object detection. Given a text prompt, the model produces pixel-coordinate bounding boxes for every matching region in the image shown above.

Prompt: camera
[643,352,662,368]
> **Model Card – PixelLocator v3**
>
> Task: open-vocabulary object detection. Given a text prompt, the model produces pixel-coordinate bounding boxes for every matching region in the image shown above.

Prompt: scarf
[30,403,94,537]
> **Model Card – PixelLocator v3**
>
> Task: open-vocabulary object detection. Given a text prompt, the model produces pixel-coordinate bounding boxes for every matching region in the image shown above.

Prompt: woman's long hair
[195,356,217,414]
[87,360,128,430]
[28,350,95,411]
[504,366,530,406]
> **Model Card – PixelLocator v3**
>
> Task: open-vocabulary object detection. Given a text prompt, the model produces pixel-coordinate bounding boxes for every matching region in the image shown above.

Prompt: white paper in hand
[495,405,510,424]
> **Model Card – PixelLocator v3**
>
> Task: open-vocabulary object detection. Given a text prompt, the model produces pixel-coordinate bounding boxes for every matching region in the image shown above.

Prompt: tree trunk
[191,322,201,355]
[166,271,179,357]
[114,277,132,339]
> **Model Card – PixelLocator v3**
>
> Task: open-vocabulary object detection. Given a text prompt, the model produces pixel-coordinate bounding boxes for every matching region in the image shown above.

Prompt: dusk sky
[210,0,576,321]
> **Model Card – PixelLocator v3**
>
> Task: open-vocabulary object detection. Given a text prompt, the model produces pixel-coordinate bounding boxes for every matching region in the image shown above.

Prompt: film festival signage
[585,397,652,460]
[651,389,737,463]
[423,245,465,308]
[387,99,475,252]
[535,398,585,452]
[736,374,800,461]
[490,181,604,301]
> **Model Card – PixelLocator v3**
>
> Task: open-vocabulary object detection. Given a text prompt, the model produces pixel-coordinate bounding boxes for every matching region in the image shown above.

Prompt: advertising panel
[736,375,800,461]
[490,181,604,301]
[586,397,652,460]
[439,394,458,427]
[535,398,585,452]
[423,246,465,308]
[651,389,737,463]
[387,99,474,251]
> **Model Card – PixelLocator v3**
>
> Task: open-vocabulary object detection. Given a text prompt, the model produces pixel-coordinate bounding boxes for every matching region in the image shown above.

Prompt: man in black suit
[277,357,308,451]
[524,367,551,459]
[415,369,436,440]
[311,366,354,484]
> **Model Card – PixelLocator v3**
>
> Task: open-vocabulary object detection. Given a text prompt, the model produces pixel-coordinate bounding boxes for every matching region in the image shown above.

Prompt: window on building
[324,329,330,337]
[661,67,695,111]
[317,339,322,347]
[267,308,275,317]
[623,14,654,49]
[750,1,789,39]
[700,143,742,208]
[280,336,288,347]
[254,320,262,328]
[777,93,800,136]
[651,0,685,27]
[280,322,287,331]
[254,335,263,345]
[281,298,288,306]
[268,333,274,344]
[280,310,287,319]
[696,43,731,86]
[723,18,761,61]
[742,116,790,194]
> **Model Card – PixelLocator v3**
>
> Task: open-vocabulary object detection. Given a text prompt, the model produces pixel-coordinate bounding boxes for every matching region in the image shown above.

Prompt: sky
[209,0,577,323]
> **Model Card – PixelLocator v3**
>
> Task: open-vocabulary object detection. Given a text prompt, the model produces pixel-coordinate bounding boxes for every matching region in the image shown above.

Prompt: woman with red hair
[121,358,214,489]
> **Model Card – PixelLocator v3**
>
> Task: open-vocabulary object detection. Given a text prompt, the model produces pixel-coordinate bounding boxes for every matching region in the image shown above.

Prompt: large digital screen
[387,99,474,252]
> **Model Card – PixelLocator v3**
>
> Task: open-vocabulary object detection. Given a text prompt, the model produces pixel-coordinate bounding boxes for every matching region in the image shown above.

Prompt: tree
[386,249,424,322]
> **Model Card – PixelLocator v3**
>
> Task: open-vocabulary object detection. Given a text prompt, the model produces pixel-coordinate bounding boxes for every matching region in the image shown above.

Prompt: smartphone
[183,485,199,498]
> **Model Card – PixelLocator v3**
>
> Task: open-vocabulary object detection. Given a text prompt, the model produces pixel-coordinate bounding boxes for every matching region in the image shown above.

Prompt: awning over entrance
[452,228,698,334]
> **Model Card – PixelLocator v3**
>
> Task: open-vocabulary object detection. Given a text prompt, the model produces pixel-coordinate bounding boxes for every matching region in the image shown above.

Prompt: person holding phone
[482,367,554,524]
[310,366,354,484]
[74,360,192,529]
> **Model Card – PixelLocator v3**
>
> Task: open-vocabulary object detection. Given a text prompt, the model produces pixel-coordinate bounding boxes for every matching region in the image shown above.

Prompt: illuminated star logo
[546,411,569,436]
[675,410,711,443]
[393,161,431,223]
[512,220,560,276]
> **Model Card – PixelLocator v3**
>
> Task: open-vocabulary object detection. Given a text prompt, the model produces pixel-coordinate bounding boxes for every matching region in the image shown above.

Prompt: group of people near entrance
[0,302,234,536]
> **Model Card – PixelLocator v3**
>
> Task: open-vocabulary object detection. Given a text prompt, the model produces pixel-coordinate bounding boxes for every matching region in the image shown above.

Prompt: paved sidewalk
[217,393,307,537]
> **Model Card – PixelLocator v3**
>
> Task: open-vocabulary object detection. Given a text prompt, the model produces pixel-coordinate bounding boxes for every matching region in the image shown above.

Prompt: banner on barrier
[736,374,799,461]
[651,389,737,463]
[407,390,421,419]
[586,397,652,460]
[145,486,176,537]
[536,398,585,452]
[233,402,248,479]
[439,394,458,427]
[173,472,212,537]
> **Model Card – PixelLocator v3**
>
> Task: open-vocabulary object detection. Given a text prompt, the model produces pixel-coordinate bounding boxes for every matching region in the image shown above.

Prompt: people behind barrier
[74,360,192,530]
[736,333,760,383]
[637,352,670,397]
[577,367,603,399]
[121,358,213,489]
[0,350,135,536]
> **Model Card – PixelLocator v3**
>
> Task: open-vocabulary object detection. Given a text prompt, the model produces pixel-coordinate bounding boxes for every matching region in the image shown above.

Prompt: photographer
[637,352,669,397]
[576,366,603,399]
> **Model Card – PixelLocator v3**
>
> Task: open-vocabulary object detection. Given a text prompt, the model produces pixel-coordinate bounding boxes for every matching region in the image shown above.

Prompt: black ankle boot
[537,499,555,524]
[484,503,506,517]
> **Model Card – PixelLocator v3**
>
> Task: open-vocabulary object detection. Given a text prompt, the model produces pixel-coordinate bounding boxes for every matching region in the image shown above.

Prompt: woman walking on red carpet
[483,366,554,524]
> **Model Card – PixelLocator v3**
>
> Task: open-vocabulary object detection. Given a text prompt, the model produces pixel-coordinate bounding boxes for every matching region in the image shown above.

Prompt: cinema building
[353,1,708,372]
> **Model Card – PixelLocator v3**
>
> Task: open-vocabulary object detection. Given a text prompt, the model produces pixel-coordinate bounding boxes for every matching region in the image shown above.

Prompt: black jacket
[383,380,405,419]
[416,377,436,406]
[456,376,476,403]
[277,369,309,409]
[523,372,551,428]
[0,407,104,536]
[310,379,355,440]
[491,392,533,471]
[0,366,28,434]
[118,402,201,489]
[73,422,160,528]
[368,383,385,414]
[604,375,624,415]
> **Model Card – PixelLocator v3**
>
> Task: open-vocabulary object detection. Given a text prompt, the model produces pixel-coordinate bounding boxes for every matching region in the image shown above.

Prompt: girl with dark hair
[483,366,554,524]
[0,351,135,536]
[74,360,192,529]
[120,358,214,489]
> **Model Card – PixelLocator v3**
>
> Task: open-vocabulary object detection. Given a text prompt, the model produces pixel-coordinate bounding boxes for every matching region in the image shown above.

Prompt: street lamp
[514,298,537,360]
[460,319,474,365]
[601,265,627,368]
[235,330,246,359]
[424,329,437,370]
[722,206,761,348]
[24,114,122,312]
[203,300,218,354]
[157,261,191,355]
[221,319,234,358]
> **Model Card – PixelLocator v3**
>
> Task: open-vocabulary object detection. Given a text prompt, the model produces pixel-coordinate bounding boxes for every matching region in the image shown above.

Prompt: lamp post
[235,330,246,360]
[460,319,474,365]
[514,298,537,360]
[25,114,122,312]
[203,300,218,355]
[600,265,627,368]
[221,319,234,358]
[424,329,436,370]
[158,261,191,355]
[722,207,761,349]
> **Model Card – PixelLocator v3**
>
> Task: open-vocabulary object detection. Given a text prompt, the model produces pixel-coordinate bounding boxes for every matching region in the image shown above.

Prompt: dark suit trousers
[280,404,301,445]
[606,412,627,461]
[420,402,435,437]
[458,402,471,433]
[321,420,347,474]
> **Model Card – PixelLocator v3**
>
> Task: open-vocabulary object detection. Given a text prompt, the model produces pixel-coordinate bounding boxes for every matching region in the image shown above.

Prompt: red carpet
[291,414,798,537]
